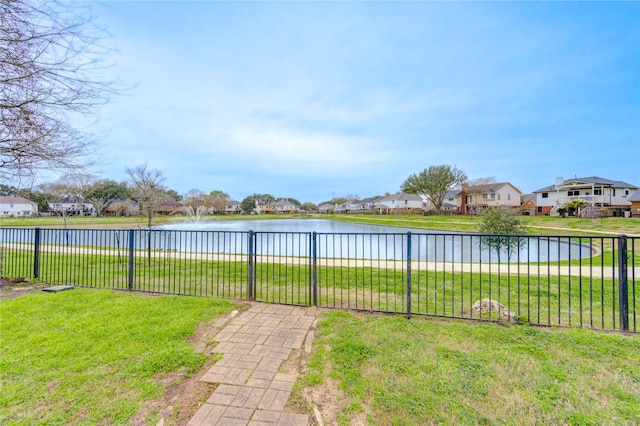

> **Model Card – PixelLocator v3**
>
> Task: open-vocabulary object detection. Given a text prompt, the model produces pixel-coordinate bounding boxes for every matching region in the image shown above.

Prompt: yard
[297,310,640,425]
[0,288,237,425]
[1,283,638,425]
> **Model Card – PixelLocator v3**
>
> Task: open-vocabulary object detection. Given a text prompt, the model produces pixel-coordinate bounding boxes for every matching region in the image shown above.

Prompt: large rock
[472,298,515,321]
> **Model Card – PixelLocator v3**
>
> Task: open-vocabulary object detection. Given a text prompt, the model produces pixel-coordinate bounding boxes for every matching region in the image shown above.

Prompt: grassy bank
[0,289,236,425]
[298,310,640,425]
[325,214,640,236]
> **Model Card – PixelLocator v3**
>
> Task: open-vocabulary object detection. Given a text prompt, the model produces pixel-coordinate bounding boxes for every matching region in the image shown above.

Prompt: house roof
[533,176,638,193]
[629,190,640,202]
[273,199,295,207]
[106,199,138,206]
[378,192,425,202]
[465,182,522,195]
[0,195,37,206]
[521,194,536,203]
[358,196,381,204]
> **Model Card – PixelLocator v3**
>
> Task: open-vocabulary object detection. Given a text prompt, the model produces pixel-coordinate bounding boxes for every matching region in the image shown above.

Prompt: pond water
[157,218,430,234]
[156,219,592,262]
[1,220,592,262]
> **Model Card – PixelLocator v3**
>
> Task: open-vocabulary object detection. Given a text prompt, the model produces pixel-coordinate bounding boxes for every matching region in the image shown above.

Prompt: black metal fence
[1,227,637,333]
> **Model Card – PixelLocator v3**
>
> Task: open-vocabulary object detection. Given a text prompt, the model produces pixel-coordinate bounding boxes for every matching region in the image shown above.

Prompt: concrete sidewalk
[187,303,316,426]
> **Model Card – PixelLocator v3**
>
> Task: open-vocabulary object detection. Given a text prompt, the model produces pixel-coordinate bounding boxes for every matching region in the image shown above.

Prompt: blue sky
[85,1,639,203]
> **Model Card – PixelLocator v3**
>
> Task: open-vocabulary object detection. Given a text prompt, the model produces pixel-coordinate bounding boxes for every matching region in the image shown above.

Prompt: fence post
[312,232,318,307]
[247,231,254,301]
[618,234,629,332]
[407,231,412,319]
[33,227,41,279]
[128,229,135,291]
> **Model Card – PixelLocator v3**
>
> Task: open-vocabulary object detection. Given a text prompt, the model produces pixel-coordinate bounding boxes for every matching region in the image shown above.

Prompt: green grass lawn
[0,289,236,425]
[3,246,637,330]
[325,214,640,236]
[299,310,640,425]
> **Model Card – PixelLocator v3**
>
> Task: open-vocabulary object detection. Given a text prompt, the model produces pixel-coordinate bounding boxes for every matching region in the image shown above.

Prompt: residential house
[272,199,298,214]
[533,176,638,216]
[225,200,242,215]
[375,193,428,214]
[520,194,536,216]
[48,196,94,216]
[442,190,464,214]
[628,191,640,218]
[253,200,273,215]
[104,199,139,216]
[318,204,335,214]
[352,196,380,213]
[464,182,522,214]
[154,200,183,215]
[0,196,38,218]
[334,199,359,214]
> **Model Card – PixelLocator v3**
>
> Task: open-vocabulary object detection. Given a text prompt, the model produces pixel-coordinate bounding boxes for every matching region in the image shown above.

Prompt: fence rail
[1,227,637,333]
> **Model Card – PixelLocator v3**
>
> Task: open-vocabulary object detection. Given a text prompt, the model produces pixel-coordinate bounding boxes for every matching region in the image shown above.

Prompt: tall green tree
[240,196,256,214]
[401,165,467,213]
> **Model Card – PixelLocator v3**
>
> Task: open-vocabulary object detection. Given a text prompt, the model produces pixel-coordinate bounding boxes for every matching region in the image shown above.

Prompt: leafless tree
[209,190,230,214]
[1,0,118,181]
[126,164,167,227]
[57,172,95,216]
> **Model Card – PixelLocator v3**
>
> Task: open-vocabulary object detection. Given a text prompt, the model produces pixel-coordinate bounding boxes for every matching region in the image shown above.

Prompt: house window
[594,189,602,195]
[568,190,580,196]
[613,189,616,196]
[625,190,629,195]
[507,194,511,201]
[490,194,495,200]
[537,206,542,213]
[497,194,501,201]
[542,193,548,198]
[483,194,488,200]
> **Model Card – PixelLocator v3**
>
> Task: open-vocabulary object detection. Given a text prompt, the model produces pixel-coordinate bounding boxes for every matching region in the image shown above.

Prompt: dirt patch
[299,378,342,426]
[0,277,50,300]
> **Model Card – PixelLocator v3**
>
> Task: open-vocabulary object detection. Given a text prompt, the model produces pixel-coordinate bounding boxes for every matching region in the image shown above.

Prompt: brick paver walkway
[188,303,316,426]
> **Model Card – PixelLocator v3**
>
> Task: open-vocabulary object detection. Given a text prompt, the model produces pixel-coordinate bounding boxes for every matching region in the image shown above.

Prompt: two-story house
[0,196,38,217]
[272,199,298,214]
[464,182,522,214]
[375,193,428,214]
[48,196,94,216]
[318,204,335,214]
[533,176,638,216]
[225,200,242,214]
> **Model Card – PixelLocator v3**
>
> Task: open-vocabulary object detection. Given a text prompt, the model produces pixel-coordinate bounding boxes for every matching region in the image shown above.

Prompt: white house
[48,196,95,216]
[375,193,428,214]
[318,203,335,214]
[334,199,359,214]
[464,182,522,214]
[0,196,38,218]
[533,176,638,216]
[353,196,380,213]
[225,200,242,214]
[272,199,298,214]
[442,190,464,213]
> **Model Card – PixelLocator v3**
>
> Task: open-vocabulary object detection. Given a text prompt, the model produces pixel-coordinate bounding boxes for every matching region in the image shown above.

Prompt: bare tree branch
[1,0,119,181]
